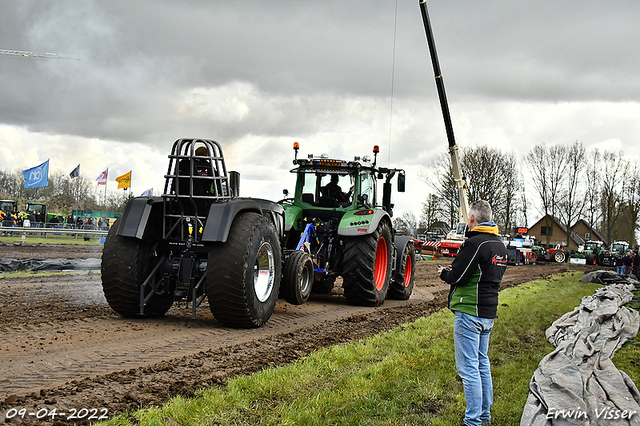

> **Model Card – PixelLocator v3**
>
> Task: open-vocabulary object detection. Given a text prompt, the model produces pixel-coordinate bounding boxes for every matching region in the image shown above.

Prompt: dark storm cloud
[1,0,639,150]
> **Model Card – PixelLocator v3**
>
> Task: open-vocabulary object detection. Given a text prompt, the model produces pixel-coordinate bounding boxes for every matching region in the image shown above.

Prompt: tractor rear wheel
[342,221,393,306]
[101,217,173,318]
[207,212,281,328]
[282,251,314,305]
[388,241,415,300]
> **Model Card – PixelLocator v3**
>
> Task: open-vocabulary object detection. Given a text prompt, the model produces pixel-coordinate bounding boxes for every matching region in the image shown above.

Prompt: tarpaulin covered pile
[0,257,100,271]
[521,280,640,425]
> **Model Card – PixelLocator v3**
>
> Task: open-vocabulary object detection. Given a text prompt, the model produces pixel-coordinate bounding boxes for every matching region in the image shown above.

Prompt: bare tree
[621,161,640,247]
[584,149,602,230]
[0,166,98,213]
[422,146,520,233]
[599,150,628,243]
[421,193,441,229]
[526,144,569,246]
[419,153,458,229]
[558,141,586,246]
[392,211,419,237]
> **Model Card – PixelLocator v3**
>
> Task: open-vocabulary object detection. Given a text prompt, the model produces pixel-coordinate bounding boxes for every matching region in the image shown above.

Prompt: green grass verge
[99,272,638,426]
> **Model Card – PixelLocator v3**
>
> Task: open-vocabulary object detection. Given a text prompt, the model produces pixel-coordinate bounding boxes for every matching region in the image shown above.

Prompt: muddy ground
[0,243,602,424]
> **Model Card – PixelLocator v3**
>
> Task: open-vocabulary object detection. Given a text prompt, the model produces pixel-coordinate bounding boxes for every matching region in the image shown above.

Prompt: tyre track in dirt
[0,244,602,424]
[0,283,440,399]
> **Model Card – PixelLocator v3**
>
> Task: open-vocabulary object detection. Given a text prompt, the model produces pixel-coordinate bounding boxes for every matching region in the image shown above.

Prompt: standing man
[623,251,633,276]
[438,200,508,426]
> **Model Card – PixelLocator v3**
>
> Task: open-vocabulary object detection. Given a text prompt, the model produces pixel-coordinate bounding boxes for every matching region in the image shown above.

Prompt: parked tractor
[531,244,567,263]
[278,143,415,306]
[599,240,630,267]
[0,200,17,226]
[101,139,286,328]
[582,240,605,265]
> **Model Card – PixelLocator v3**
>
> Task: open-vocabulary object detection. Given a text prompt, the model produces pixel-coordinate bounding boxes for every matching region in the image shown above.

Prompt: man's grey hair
[470,200,492,224]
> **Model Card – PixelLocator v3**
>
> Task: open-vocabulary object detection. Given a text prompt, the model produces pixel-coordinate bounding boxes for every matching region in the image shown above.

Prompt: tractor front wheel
[281,251,314,305]
[342,222,393,306]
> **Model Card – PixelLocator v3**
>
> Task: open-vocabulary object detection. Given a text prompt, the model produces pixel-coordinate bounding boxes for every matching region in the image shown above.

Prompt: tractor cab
[282,143,405,238]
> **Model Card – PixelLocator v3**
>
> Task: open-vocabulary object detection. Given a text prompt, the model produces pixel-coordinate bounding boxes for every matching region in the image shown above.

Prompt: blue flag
[23,159,50,189]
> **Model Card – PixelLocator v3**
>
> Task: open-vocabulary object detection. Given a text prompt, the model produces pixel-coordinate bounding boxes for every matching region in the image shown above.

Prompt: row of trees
[0,168,131,214]
[394,141,640,247]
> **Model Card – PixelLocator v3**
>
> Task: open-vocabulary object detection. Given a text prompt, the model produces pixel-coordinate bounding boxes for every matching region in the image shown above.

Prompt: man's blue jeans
[454,310,494,426]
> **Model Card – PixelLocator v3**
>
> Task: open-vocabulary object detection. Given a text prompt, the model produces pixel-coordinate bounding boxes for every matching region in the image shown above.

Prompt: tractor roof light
[293,142,300,161]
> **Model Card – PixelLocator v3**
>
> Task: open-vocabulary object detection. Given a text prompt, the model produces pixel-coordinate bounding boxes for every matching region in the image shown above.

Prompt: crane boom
[0,49,79,60]
[418,0,469,224]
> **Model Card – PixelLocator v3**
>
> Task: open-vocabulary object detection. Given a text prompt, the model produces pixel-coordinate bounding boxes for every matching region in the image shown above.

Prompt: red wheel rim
[403,254,412,287]
[374,237,388,291]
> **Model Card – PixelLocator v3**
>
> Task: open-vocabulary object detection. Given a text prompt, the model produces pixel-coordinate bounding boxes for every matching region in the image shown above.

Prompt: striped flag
[96,168,108,185]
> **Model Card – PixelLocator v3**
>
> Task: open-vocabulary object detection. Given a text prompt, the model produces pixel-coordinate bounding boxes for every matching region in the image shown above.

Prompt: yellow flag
[116,171,131,189]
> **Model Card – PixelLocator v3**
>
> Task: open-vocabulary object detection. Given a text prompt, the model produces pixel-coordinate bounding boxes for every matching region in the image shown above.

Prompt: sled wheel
[282,251,314,305]
[342,221,393,306]
[101,217,173,318]
[388,240,415,300]
[207,212,281,328]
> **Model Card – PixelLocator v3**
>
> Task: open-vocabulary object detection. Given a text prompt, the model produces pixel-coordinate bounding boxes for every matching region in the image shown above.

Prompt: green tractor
[582,240,605,265]
[278,143,415,306]
[600,240,630,267]
[0,200,18,226]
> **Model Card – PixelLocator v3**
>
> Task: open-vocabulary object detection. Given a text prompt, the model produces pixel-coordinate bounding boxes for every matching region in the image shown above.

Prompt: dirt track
[0,243,602,424]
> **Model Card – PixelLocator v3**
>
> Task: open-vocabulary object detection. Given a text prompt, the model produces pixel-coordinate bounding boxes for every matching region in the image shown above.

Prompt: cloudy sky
[1,0,639,224]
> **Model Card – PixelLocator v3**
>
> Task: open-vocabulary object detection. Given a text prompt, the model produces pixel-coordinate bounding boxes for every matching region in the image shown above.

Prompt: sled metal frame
[138,252,208,319]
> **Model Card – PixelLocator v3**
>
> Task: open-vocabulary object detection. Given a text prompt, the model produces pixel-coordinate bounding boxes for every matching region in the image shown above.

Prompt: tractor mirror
[397,173,406,192]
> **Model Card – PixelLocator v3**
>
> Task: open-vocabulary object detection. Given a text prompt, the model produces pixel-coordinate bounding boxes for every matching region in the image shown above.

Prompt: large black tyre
[388,241,415,300]
[207,212,281,328]
[342,221,393,306]
[101,217,173,318]
[553,249,566,263]
[281,251,314,305]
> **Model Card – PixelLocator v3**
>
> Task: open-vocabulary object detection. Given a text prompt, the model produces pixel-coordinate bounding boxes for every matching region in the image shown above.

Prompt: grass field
[96,271,639,425]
